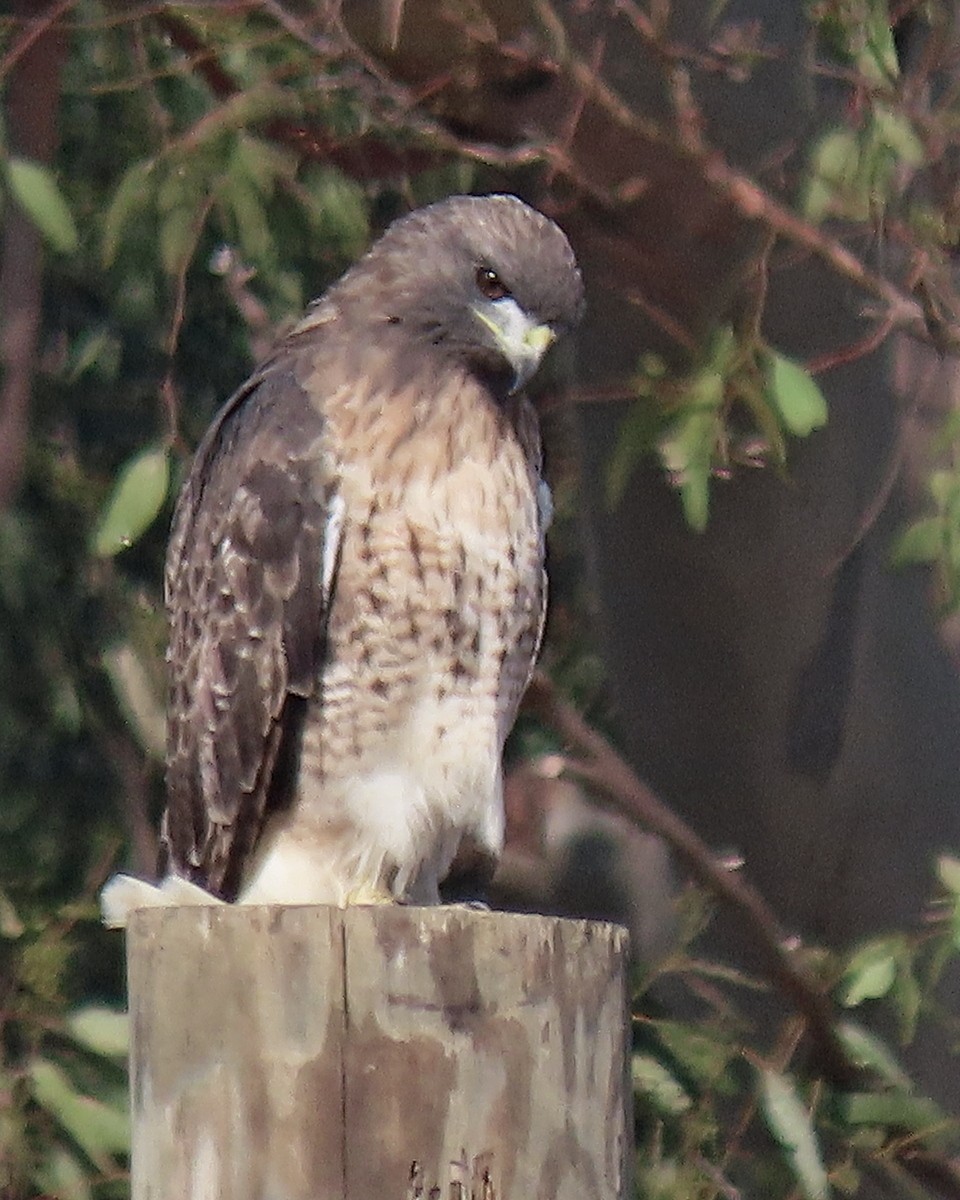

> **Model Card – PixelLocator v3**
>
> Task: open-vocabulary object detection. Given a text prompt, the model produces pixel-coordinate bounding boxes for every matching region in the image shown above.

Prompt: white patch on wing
[321,491,345,599]
[537,479,553,532]
[290,298,338,336]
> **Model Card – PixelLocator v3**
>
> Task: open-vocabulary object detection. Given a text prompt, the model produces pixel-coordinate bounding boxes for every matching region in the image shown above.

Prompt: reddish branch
[556,23,959,354]
[0,0,74,80]
[154,1,960,362]
[701,155,954,350]
[899,1150,960,1198]
[154,10,442,180]
[154,7,551,180]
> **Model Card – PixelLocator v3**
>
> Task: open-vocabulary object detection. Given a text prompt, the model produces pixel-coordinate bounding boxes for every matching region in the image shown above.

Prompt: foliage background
[2,1,960,1197]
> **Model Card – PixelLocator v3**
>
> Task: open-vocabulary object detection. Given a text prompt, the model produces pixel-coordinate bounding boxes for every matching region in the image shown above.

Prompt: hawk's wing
[161,359,342,901]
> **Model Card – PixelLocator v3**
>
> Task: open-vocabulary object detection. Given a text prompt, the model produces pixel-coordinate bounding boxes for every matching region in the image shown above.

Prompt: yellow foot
[344,881,396,906]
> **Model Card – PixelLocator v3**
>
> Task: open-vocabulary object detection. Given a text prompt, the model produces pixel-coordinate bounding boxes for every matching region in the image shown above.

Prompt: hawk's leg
[438,834,499,906]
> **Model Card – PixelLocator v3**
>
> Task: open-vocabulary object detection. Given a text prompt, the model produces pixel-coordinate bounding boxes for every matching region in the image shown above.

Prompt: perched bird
[102,193,582,923]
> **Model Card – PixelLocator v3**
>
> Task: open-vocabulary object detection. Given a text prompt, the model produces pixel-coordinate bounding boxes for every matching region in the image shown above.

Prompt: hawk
[102,194,583,923]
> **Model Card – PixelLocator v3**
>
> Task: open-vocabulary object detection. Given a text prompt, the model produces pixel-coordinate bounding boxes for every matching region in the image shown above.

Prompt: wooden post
[126,905,631,1200]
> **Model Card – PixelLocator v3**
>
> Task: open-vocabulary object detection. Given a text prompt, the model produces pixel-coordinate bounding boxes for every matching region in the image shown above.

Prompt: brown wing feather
[161,361,339,901]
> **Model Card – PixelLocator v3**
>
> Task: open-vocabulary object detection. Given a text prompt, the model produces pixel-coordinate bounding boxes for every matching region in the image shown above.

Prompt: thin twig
[699,155,950,349]
[154,9,443,180]
[805,314,898,376]
[158,0,960,360]
[545,27,605,188]
[897,1151,960,1199]
[819,289,938,575]
[623,286,699,353]
[0,0,76,80]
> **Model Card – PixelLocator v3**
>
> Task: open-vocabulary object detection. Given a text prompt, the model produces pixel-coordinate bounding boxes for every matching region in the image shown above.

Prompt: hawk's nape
[101,194,583,926]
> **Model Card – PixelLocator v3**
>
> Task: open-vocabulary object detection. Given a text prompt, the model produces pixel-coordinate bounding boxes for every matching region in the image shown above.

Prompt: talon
[344,881,396,906]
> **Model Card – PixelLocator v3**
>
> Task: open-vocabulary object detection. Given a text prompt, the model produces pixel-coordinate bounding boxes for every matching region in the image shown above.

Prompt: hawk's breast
[309,458,542,776]
[294,398,543,897]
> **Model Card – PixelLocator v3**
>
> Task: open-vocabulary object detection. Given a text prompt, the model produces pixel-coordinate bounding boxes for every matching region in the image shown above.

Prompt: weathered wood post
[125,905,631,1200]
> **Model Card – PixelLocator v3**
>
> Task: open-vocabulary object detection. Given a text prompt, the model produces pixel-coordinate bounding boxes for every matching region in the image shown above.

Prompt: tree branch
[521,670,856,1087]
[0,0,74,81]
[699,154,951,350]
[525,672,960,1195]
[524,670,960,1197]
[154,9,445,180]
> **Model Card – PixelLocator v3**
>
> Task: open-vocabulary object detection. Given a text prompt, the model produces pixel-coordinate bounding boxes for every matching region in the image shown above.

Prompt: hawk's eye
[475,266,510,302]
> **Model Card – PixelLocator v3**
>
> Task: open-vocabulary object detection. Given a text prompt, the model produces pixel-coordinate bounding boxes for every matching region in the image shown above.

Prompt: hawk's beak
[473,299,556,392]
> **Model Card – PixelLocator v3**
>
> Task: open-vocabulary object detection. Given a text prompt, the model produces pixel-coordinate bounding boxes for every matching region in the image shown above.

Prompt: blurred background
[3,2,960,1196]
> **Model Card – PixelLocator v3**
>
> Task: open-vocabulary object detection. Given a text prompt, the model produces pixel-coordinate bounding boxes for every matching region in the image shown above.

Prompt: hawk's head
[335,194,584,394]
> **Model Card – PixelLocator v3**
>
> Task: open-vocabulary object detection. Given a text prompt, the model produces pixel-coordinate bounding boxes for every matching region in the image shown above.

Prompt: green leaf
[31,1145,93,1200]
[806,176,835,228]
[937,855,960,896]
[835,1090,944,1133]
[233,132,298,195]
[0,888,24,938]
[225,175,273,264]
[803,129,860,223]
[873,106,924,167]
[101,642,165,758]
[659,403,720,533]
[649,1019,735,1086]
[91,444,170,557]
[765,353,828,437]
[891,517,944,567]
[606,402,664,508]
[735,376,788,467]
[160,204,202,276]
[891,948,921,1045]
[5,156,79,253]
[838,938,900,1007]
[157,161,204,215]
[632,1054,692,1116]
[758,1069,830,1200]
[66,1006,129,1060]
[615,329,734,528]
[19,937,71,1003]
[102,158,155,266]
[28,1059,129,1166]
[299,164,370,258]
[928,469,957,508]
[859,1,899,85]
[64,327,121,383]
[834,1021,910,1089]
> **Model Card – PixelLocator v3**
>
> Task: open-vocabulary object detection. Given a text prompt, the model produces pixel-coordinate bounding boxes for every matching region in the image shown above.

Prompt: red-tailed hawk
[103,194,583,923]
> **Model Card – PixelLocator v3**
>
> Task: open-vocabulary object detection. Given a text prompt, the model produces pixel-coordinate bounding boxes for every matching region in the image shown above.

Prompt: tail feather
[100,873,223,928]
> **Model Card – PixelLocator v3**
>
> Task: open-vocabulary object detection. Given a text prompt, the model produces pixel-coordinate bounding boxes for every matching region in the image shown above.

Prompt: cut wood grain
[126,905,631,1200]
